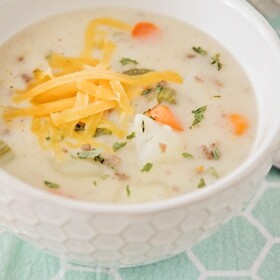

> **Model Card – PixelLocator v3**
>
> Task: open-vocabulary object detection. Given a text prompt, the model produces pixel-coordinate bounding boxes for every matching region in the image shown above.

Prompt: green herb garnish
[213,95,221,98]
[141,162,153,172]
[141,120,145,133]
[141,83,162,96]
[157,87,176,104]
[190,105,207,129]
[192,46,207,55]
[126,185,131,197]
[211,53,222,71]
[141,83,176,104]
[123,68,153,76]
[212,147,220,160]
[75,148,103,160]
[0,140,11,156]
[120,57,139,66]
[126,132,136,140]
[94,128,112,137]
[113,141,127,152]
[197,178,206,189]
[182,152,194,159]
[44,180,60,189]
[142,88,153,96]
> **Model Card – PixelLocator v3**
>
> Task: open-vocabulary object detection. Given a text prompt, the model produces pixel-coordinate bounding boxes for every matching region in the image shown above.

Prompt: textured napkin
[248,0,280,34]
[1,2,280,280]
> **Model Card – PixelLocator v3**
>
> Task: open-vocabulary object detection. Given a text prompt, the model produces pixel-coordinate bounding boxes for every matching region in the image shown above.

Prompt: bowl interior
[0,0,280,211]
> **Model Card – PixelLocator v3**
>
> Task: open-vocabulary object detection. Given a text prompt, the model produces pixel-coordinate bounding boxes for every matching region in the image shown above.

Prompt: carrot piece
[131,22,160,38]
[145,104,184,131]
[228,114,248,135]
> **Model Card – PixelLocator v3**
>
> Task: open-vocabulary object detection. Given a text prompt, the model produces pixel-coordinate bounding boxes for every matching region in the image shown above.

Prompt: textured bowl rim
[1,0,280,214]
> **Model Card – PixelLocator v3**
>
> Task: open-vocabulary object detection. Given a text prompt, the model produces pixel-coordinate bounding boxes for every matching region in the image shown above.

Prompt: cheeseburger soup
[0,8,257,203]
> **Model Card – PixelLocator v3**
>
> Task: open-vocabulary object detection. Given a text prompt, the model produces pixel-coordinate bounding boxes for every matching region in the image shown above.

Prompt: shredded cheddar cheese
[82,17,132,57]
[50,100,117,126]
[2,17,183,159]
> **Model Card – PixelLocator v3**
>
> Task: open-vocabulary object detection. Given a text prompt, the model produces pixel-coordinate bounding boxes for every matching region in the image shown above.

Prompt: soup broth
[0,8,257,203]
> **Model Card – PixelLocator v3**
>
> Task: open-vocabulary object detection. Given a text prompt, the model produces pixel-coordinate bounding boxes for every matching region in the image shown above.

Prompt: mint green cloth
[248,0,280,35]
[1,167,280,280]
[1,2,280,280]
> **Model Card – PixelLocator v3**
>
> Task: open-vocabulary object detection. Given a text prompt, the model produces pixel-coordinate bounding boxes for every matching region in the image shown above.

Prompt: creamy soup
[0,8,257,203]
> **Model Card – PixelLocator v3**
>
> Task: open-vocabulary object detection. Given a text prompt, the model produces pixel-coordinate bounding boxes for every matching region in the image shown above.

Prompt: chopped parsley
[190,105,207,129]
[197,178,206,189]
[113,141,127,152]
[141,162,153,172]
[182,152,194,159]
[142,88,153,96]
[211,53,222,71]
[142,83,162,96]
[141,83,177,104]
[44,180,60,189]
[94,128,112,137]
[141,120,145,133]
[0,140,11,156]
[192,46,207,55]
[126,132,136,140]
[120,57,139,66]
[157,87,176,104]
[74,148,103,160]
[94,155,104,163]
[212,147,221,160]
[126,185,131,197]
[123,68,153,76]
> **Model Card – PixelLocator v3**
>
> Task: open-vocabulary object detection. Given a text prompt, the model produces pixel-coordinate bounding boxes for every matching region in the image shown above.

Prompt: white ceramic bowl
[0,0,280,268]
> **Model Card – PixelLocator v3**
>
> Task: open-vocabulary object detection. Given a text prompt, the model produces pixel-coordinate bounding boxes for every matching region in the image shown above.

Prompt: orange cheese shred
[2,17,183,158]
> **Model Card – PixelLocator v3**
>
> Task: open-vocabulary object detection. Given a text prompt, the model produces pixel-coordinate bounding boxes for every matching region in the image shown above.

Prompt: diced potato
[132,114,183,166]
[50,157,102,177]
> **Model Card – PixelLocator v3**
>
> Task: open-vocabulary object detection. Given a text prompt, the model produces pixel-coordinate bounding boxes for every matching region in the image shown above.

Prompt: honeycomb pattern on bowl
[2,171,280,279]
[0,164,265,268]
